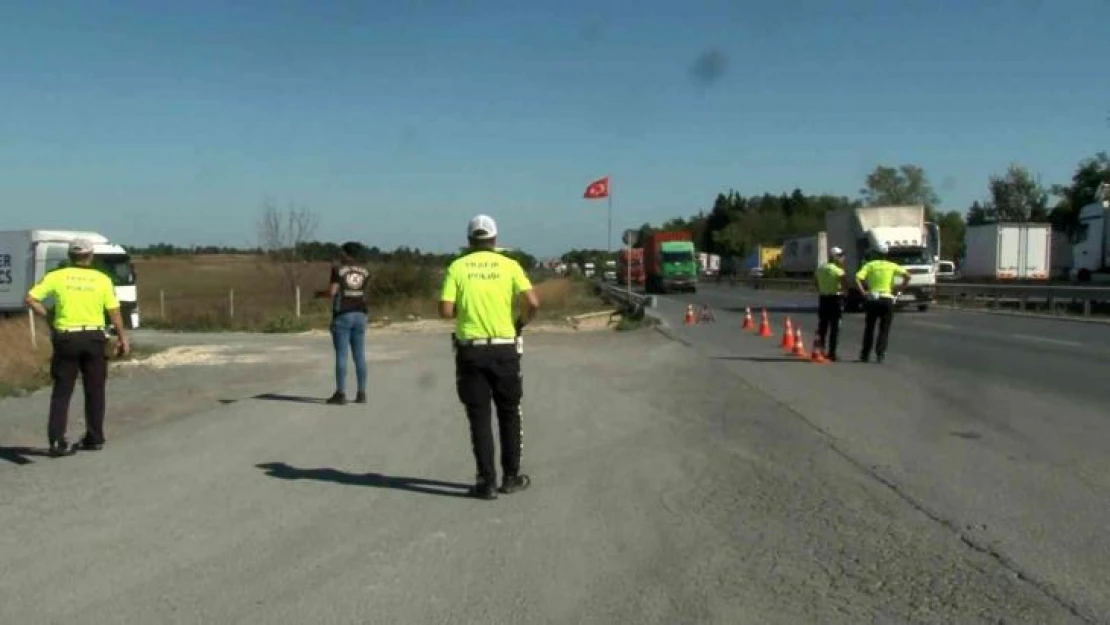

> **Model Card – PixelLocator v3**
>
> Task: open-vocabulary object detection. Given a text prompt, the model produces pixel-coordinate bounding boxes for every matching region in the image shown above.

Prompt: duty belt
[56,326,107,333]
[455,337,516,346]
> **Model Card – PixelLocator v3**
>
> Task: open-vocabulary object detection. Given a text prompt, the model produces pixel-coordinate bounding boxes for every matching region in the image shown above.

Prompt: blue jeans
[330,312,367,395]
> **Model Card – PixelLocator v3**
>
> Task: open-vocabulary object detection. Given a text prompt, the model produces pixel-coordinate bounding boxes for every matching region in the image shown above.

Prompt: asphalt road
[0,326,1087,624]
[647,282,1110,622]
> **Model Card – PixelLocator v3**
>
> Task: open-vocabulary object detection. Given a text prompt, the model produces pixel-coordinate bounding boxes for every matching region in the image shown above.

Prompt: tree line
[130,241,463,267]
[564,152,1110,265]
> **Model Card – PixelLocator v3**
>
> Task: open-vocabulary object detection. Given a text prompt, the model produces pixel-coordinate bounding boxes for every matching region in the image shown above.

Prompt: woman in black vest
[326,242,370,405]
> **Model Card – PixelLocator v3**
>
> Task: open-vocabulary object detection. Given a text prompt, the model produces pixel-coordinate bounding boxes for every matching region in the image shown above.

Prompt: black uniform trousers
[860,297,896,360]
[816,294,843,358]
[455,344,523,484]
[49,329,109,445]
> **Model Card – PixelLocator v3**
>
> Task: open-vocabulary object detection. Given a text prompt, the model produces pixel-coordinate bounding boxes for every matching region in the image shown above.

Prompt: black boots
[470,474,532,500]
[327,391,367,405]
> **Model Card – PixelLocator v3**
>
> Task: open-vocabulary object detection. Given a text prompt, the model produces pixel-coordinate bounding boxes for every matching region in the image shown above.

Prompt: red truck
[641,230,698,294]
[617,247,644,285]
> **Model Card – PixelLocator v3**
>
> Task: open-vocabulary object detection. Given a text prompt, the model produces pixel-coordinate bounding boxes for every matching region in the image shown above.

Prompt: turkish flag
[583,176,609,199]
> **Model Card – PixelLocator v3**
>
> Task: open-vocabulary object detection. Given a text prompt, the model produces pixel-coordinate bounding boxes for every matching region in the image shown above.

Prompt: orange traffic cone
[758,309,773,337]
[741,307,754,330]
[791,326,808,357]
[810,337,828,364]
[684,304,696,325]
[781,317,794,350]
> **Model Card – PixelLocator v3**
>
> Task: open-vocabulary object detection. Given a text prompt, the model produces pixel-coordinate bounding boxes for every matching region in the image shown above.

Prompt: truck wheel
[917,304,929,312]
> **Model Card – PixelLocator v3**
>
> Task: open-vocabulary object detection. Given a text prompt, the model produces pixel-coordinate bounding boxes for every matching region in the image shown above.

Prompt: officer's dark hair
[68,251,94,266]
[339,241,363,262]
[468,234,497,250]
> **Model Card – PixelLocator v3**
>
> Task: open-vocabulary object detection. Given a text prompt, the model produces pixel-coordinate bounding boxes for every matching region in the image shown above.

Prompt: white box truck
[0,230,141,329]
[825,205,940,312]
[779,232,827,277]
[961,223,1052,281]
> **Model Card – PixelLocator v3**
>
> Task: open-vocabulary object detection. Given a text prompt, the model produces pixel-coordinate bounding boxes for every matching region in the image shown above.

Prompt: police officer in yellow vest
[440,215,540,500]
[854,245,911,364]
[24,239,131,456]
[814,246,851,361]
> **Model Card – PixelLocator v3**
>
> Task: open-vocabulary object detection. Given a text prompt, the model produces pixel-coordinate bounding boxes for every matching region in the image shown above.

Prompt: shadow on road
[714,356,814,363]
[255,462,474,499]
[252,393,327,405]
[0,446,54,466]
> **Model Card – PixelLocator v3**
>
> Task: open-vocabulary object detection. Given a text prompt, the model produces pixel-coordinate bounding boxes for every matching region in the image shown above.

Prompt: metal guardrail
[592,280,655,314]
[739,278,1110,317]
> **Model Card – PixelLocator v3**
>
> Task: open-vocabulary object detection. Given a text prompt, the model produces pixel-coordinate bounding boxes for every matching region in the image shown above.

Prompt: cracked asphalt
[0,322,1096,624]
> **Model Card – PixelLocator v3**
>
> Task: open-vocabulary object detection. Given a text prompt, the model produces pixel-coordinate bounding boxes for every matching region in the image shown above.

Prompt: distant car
[936,260,958,281]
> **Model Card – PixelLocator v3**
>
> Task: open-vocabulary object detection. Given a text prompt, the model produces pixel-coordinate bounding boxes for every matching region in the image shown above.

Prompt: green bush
[262,313,311,334]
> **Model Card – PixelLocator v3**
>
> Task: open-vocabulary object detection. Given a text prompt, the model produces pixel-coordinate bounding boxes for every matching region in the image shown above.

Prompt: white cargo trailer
[778,232,827,277]
[961,223,1052,280]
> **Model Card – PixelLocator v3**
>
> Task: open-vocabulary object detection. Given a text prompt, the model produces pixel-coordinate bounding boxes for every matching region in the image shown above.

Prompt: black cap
[340,241,362,257]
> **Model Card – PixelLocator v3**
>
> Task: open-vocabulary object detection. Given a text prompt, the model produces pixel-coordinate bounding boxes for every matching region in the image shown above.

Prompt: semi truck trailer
[961,223,1052,281]
[779,233,827,277]
[617,247,644,286]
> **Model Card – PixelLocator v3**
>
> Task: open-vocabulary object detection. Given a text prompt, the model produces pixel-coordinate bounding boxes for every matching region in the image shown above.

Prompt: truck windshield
[93,254,136,286]
[888,250,930,266]
[662,251,694,264]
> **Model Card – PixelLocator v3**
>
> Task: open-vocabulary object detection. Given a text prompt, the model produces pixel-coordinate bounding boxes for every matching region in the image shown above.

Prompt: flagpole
[607,192,612,254]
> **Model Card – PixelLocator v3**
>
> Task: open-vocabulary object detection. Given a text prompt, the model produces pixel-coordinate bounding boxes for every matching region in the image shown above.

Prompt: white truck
[825,205,940,312]
[961,223,1052,281]
[603,259,617,282]
[697,252,721,276]
[779,232,828,277]
[1070,182,1110,283]
[0,230,141,329]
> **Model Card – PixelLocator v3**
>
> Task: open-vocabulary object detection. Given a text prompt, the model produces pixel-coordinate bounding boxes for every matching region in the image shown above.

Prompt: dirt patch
[113,345,282,369]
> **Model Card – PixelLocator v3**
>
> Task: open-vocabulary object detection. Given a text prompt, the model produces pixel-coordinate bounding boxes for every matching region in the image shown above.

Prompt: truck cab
[1070,183,1110,283]
[827,206,939,313]
[642,232,698,294]
[35,232,141,330]
[869,225,939,310]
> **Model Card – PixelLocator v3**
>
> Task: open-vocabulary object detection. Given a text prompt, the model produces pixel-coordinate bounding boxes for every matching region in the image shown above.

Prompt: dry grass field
[0,255,613,396]
[133,255,604,331]
[0,315,53,396]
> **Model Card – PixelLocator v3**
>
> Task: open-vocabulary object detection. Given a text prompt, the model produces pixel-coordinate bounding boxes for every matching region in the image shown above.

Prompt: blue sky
[1,0,1105,257]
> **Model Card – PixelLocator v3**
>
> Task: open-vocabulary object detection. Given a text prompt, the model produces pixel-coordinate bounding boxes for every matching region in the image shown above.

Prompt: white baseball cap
[830,246,844,257]
[69,238,95,254]
[467,214,498,239]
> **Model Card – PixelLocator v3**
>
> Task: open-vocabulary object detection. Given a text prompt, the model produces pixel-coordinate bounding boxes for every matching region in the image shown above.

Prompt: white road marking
[1012,334,1083,347]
